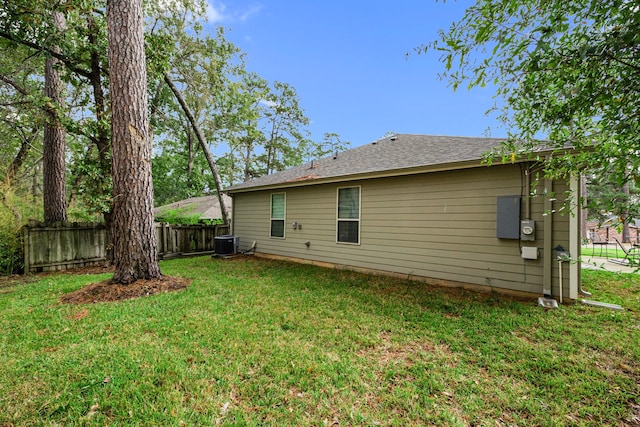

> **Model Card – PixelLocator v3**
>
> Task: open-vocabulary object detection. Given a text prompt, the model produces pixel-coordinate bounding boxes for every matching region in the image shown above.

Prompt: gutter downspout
[229,193,235,236]
[569,174,580,300]
[558,258,564,304]
[543,176,554,298]
[524,166,531,219]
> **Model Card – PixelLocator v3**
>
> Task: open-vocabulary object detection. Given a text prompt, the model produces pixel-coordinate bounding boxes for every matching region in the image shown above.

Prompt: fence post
[156,222,165,257]
[22,225,30,274]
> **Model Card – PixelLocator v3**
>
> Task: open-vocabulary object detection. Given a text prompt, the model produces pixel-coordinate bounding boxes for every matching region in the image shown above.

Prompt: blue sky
[203,1,505,148]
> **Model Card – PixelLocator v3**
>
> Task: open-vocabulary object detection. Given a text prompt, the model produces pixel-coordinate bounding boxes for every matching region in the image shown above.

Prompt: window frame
[336,186,361,245]
[270,192,286,239]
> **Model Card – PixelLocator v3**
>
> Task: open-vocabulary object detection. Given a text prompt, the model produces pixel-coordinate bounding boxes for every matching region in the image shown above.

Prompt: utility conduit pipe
[558,258,563,304]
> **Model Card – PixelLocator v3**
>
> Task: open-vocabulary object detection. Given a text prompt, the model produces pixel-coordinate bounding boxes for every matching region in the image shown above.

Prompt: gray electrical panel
[496,196,521,239]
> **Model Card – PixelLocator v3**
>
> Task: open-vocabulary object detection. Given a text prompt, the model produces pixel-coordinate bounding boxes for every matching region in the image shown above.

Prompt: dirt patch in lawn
[60,274,190,304]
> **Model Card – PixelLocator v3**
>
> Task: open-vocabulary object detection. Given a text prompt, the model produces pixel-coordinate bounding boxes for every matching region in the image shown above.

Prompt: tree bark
[86,14,111,180]
[107,0,161,284]
[163,73,230,224]
[43,9,68,223]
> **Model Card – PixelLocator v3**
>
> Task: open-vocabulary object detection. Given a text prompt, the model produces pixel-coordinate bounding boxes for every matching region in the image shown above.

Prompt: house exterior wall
[231,163,572,297]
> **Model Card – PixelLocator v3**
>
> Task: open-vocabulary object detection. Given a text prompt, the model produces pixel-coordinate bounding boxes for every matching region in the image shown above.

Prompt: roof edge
[227,157,542,194]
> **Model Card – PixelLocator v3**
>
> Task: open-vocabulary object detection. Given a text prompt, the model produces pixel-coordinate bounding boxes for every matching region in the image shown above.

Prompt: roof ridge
[225,134,533,193]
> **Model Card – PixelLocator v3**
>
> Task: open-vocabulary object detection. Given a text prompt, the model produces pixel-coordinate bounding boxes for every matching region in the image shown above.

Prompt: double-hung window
[270,193,286,238]
[337,186,360,244]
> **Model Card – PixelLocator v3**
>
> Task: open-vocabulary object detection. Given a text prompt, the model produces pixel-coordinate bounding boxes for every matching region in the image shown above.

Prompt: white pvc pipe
[558,260,564,304]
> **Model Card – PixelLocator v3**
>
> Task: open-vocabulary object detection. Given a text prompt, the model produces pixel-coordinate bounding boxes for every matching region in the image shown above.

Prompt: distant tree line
[0,0,348,277]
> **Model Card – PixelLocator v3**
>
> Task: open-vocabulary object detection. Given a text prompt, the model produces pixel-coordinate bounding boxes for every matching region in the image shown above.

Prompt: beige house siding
[231,163,571,296]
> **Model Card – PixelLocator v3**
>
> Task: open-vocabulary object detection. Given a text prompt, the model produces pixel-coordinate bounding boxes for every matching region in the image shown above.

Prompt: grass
[1,256,639,426]
[581,246,629,259]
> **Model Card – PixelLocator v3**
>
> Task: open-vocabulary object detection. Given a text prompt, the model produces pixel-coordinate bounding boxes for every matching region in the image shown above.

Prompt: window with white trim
[337,186,360,244]
[270,193,286,238]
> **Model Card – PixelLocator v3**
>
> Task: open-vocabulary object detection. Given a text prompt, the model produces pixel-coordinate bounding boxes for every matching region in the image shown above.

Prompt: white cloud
[204,1,262,24]
[238,4,263,22]
[206,1,228,23]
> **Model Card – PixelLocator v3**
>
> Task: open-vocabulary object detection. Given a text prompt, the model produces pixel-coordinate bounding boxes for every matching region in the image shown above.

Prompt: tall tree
[261,81,311,175]
[163,74,230,224]
[107,0,161,283]
[42,8,68,223]
[420,0,640,212]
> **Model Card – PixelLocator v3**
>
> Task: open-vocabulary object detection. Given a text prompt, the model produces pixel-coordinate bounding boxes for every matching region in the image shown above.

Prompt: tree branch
[0,73,100,146]
[0,30,92,79]
[163,73,230,224]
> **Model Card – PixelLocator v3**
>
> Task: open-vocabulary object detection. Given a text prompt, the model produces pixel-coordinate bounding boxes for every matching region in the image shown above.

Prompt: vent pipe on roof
[332,151,338,160]
[390,136,397,141]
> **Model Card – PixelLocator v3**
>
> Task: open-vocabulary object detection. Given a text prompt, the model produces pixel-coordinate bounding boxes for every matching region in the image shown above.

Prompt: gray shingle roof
[225,134,511,193]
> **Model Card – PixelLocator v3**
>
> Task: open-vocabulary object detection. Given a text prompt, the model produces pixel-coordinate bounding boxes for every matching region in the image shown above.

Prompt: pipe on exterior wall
[524,166,531,219]
[558,259,564,304]
[543,176,553,297]
[569,174,581,299]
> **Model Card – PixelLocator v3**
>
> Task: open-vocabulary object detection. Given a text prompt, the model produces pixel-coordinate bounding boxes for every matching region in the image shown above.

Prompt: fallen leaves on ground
[60,275,190,304]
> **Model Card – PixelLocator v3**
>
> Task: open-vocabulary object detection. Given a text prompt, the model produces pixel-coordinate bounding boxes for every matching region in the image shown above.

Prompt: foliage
[0,0,349,228]
[152,146,213,207]
[586,168,640,224]
[0,186,41,274]
[0,213,22,275]
[0,257,638,425]
[154,207,220,225]
[421,0,640,205]
[314,132,351,159]
[0,0,112,220]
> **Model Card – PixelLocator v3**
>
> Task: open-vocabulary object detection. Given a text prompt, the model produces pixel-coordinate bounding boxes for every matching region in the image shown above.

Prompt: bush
[0,189,41,275]
[0,206,26,275]
[155,207,222,225]
[0,228,22,275]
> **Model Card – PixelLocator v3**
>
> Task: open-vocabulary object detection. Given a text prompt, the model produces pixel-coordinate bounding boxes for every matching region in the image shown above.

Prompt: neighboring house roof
[226,134,548,193]
[154,194,232,221]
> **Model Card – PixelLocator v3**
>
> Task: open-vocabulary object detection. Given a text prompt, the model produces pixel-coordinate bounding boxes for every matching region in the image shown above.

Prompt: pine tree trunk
[107,0,161,284]
[43,9,67,223]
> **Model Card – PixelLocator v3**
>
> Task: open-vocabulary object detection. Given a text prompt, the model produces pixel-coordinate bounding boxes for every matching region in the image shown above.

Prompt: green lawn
[581,246,629,259]
[1,256,639,426]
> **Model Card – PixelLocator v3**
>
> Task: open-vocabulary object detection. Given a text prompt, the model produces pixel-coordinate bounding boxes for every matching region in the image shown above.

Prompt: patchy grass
[0,256,639,426]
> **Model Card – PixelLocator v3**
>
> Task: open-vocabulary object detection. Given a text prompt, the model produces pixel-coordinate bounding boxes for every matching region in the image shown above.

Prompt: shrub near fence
[22,221,230,274]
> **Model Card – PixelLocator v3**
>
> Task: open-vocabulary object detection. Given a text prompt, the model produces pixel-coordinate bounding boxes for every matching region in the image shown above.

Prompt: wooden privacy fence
[155,223,229,256]
[22,221,230,274]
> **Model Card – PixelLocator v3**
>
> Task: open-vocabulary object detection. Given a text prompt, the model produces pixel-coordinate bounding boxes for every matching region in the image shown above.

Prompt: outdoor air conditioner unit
[214,235,239,255]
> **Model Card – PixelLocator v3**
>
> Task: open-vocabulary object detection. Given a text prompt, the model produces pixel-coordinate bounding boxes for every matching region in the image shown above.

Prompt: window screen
[271,193,285,238]
[337,187,360,244]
